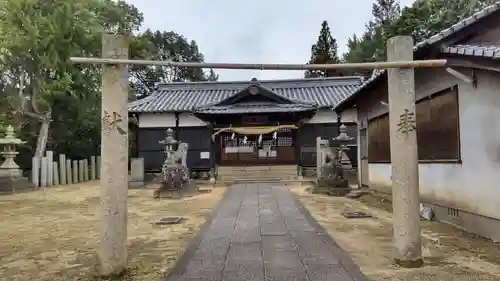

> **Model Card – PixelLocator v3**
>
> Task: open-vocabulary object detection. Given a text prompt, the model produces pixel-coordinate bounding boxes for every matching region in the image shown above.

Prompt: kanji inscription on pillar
[102,110,127,135]
[397,108,416,134]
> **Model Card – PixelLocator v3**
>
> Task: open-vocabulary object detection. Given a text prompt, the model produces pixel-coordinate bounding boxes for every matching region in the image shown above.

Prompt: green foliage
[0,0,214,169]
[129,30,218,94]
[305,21,344,78]
[342,0,496,67]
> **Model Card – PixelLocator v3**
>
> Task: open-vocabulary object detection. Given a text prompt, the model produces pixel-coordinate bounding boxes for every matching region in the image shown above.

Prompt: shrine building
[128,76,362,174]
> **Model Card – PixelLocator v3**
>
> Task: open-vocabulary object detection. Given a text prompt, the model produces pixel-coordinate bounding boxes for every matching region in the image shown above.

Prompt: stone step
[218,173,298,179]
[217,165,298,173]
[220,177,303,184]
[218,171,298,176]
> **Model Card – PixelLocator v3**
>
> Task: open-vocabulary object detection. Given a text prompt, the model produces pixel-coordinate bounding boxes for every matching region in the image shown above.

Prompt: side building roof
[128,76,365,113]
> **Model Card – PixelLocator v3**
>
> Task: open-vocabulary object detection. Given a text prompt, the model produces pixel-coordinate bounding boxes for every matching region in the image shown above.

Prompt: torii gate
[71,33,446,276]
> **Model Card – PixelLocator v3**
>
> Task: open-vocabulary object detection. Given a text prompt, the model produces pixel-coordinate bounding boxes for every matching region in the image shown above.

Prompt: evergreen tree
[372,0,401,25]
[341,0,494,65]
[206,69,219,81]
[305,21,343,78]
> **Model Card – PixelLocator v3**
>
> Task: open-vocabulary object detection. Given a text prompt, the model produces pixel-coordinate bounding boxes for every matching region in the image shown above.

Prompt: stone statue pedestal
[0,158,33,194]
[313,158,350,197]
[0,173,33,194]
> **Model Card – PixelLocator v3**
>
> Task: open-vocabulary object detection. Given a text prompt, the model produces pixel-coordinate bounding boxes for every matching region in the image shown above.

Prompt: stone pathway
[167,183,368,281]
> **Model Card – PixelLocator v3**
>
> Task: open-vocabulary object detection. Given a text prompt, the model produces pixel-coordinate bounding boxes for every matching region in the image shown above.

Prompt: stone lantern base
[0,168,34,194]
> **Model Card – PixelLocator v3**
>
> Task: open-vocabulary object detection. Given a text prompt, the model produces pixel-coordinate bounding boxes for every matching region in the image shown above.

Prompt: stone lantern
[333,124,354,170]
[0,125,32,193]
[159,128,178,166]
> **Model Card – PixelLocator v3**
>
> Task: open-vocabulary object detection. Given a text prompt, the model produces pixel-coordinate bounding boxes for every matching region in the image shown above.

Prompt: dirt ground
[0,181,226,281]
[290,184,500,281]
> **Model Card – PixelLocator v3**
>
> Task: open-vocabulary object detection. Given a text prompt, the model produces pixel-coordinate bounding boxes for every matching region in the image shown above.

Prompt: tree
[372,0,401,25]
[342,0,495,67]
[207,69,220,81]
[0,0,142,160]
[305,21,343,78]
[130,30,218,93]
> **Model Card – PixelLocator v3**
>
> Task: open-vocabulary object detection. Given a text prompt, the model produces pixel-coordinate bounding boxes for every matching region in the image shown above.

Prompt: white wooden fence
[31,150,101,187]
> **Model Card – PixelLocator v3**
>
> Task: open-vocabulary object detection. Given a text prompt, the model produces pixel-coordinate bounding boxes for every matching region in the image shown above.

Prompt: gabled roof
[128,76,364,113]
[200,78,315,107]
[335,2,500,111]
[192,78,318,114]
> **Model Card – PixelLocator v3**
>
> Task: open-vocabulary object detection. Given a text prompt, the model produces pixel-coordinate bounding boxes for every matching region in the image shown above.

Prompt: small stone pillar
[72,160,78,183]
[32,157,40,187]
[90,156,97,180]
[315,137,329,181]
[66,159,72,184]
[46,150,54,186]
[78,160,84,182]
[83,159,89,181]
[41,157,48,187]
[53,162,59,186]
[128,158,144,188]
[59,154,66,185]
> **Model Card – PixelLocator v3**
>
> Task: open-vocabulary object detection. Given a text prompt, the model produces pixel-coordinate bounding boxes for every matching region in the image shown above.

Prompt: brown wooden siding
[367,86,460,163]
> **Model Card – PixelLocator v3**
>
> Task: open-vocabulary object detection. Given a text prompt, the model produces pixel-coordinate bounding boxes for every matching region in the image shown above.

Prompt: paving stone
[305,264,355,281]
[264,268,309,281]
[260,224,288,236]
[166,183,367,281]
[285,219,316,232]
[226,242,262,261]
[262,249,305,270]
[221,267,265,281]
[195,237,231,257]
[262,235,296,251]
[181,262,223,280]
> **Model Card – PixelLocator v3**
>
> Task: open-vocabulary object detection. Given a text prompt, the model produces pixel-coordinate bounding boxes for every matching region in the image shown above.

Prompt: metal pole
[70,57,447,70]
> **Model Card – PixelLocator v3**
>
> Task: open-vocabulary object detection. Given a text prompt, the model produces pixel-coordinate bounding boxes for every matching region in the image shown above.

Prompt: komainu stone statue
[314,151,349,196]
[154,130,197,199]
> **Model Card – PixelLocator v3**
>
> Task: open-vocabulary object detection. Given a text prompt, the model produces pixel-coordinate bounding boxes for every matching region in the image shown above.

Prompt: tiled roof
[441,43,500,58]
[194,102,316,114]
[336,2,500,110]
[128,76,364,113]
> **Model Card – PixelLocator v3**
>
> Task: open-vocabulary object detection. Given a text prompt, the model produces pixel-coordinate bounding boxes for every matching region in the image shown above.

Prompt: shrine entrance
[217,126,297,166]
[191,78,317,166]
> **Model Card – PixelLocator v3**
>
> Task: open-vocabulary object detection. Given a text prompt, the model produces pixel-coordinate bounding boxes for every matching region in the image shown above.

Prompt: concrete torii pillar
[97,34,129,276]
[387,35,423,268]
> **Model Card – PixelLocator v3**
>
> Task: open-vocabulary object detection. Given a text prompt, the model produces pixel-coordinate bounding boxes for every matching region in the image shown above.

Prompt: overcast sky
[126,0,414,81]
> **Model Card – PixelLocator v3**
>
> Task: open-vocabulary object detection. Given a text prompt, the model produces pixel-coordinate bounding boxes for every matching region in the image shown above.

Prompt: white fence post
[66,159,73,184]
[46,150,54,186]
[40,157,48,187]
[32,157,40,187]
[83,159,89,181]
[53,162,59,186]
[78,160,84,182]
[90,156,96,180]
[59,154,66,185]
[73,160,79,183]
